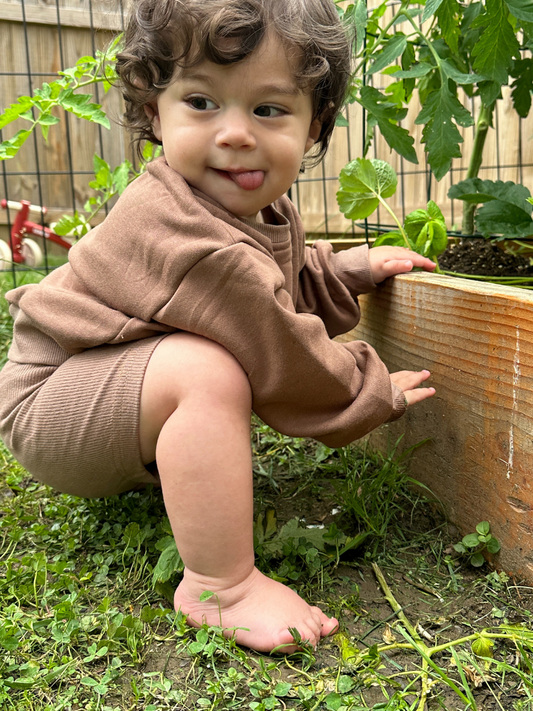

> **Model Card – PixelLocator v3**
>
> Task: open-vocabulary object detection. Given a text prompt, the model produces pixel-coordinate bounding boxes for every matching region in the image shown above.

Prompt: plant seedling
[453,521,501,567]
[337,157,448,265]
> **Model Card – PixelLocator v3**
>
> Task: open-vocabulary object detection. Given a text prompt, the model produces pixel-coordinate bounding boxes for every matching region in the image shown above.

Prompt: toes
[309,606,339,638]
[320,616,339,637]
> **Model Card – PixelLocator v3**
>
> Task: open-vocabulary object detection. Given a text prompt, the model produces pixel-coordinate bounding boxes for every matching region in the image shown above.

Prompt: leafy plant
[337,157,448,265]
[336,0,533,234]
[448,178,533,252]
[453,520,501,567]
[52,144,162,239]
[0,37,162,245]
[0,36,120,160]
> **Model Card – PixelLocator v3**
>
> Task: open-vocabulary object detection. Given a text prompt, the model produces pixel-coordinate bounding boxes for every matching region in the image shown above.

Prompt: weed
[453,521,501,568]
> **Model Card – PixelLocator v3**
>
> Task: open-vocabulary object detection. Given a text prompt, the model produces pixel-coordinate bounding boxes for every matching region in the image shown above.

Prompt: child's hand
[390,369,435,406]
[368,246,436,284]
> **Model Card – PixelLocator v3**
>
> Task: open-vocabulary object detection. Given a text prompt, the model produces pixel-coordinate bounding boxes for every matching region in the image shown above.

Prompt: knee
[146,332,252,411]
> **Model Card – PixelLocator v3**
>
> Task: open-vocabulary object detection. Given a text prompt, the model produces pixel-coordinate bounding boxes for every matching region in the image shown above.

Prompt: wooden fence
[0,0,128,244]
[2,0,533,245]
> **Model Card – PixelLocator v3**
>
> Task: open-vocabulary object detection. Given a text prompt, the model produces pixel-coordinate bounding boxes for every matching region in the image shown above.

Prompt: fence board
[2,1,533,243]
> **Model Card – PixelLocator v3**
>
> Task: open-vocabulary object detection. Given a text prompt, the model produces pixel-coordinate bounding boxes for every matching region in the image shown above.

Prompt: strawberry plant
[337,157,448,265]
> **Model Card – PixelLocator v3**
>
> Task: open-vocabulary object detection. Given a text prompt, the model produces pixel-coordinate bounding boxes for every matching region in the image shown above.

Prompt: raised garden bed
[337,269,533,583]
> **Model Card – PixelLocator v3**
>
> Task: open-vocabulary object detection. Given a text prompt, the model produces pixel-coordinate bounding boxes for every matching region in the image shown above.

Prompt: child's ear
[144,102,162,141]
[305,118,322,153]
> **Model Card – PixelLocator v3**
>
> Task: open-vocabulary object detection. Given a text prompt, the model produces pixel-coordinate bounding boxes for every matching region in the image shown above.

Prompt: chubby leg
[139,332,338,653]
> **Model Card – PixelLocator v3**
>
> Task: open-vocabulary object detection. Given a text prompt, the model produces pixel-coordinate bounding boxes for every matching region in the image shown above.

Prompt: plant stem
[371,563,420,641]
[400,10,443,76]
[461,102,495,235]
[377,196,411,248]
[443,270,533,287]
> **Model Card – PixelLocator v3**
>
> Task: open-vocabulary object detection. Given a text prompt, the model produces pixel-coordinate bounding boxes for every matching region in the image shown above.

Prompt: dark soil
[438,237,533,277]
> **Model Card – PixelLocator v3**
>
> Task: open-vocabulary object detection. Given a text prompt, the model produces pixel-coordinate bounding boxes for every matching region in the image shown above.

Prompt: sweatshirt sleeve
[152,242,406,447]
[297,240,377,338]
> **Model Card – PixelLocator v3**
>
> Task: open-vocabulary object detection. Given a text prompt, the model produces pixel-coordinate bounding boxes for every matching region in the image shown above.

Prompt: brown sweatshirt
[5,157,406,447]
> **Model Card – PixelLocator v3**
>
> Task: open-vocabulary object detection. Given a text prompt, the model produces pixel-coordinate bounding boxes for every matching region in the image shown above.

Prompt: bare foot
[174,566,338,653]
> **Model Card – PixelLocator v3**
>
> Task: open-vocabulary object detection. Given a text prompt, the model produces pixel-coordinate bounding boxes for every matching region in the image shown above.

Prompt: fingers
[369,246,437,283]
[377,247,436,270]
[390,369,431,390]
[404,386,436,406]
[390,369,436,406]
[379,259,416,279]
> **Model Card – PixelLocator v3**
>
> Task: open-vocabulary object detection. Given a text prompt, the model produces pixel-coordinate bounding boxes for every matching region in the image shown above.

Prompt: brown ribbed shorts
[0,335,168,498]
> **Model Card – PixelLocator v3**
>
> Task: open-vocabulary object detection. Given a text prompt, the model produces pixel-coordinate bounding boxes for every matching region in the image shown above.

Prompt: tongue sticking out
[229,170,265,191]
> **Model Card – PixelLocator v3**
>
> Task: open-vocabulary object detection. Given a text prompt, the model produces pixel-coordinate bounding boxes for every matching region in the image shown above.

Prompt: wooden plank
[337,273,533,582]
[0,2,123,31]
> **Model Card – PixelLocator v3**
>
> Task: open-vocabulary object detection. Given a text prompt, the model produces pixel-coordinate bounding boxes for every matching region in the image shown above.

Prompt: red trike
[1,199,72,269]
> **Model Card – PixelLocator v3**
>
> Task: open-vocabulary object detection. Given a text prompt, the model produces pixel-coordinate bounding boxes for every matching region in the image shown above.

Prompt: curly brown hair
[115,0,353,165]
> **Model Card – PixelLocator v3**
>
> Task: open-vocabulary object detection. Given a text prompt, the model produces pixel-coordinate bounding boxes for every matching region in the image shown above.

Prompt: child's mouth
[216,169,265,191]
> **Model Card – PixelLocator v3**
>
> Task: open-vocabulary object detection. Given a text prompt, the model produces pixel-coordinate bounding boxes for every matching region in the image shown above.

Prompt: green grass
[0,269,48,367]
[1,273,532,710]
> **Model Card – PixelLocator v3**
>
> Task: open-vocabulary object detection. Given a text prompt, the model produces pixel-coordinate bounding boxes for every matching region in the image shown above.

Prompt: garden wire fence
[2,0,533,286]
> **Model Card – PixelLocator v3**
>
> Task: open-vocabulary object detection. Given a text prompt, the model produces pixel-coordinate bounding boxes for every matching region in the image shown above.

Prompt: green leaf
[394,63,433,79]
[505,0,533,22]
[435,0,462,53]
[53,211,88,237]
[453,542,467,553]
[476,200,533,238]
[277,518,328,550]
[373,231,409,248]
[449,178,532,210]
[0,626,21,651]
[440,59,486,85]
[476,521,491,535]
[451,178,533,238]
[510,57,533,117]
[0,96,34,130]
[325,692,343,711]
[357,86,418,163]
[471,0,521,85]
[463,533,480,548]
[422,0,445,22]
[486,537,501,553]
[0,129,32,160]
[337,158,397,221]
[470,552,486,567]
[199,590,216,602]
[337,675,355,692]
[416,87,472,180]
[354,0,368,54]
[367,34,407,75]
[478,80,503,106]
[152,538,183,585]
[403,201,448,258]
[37,113,60,126]
[57,88,110,128]
[274,682,292,696]
[337,530,371,556]
[335,114,349,127]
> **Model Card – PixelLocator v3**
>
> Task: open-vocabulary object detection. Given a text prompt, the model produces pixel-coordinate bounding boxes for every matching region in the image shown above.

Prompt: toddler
[0,0,436,653]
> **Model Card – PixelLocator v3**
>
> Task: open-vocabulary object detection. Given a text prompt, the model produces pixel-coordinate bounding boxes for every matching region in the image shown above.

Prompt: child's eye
[254,105,286,118]
[187,96,217,111]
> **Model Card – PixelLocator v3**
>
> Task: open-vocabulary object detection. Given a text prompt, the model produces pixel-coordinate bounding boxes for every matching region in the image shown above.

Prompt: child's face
[148,33,321,221]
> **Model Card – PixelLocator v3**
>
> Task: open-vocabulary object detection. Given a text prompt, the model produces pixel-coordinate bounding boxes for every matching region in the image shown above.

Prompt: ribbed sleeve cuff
[386,383,408,422]
[330,244,377,295]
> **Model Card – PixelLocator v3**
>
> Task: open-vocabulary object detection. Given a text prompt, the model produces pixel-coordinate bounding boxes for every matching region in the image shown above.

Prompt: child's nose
[215,110,257,150]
